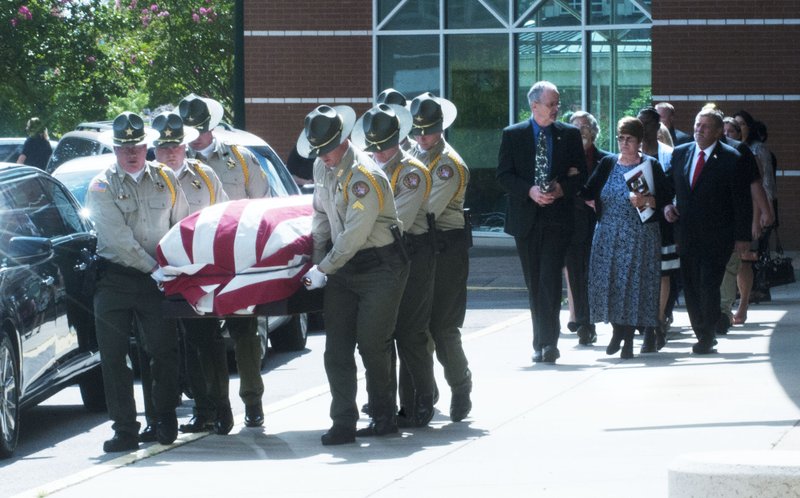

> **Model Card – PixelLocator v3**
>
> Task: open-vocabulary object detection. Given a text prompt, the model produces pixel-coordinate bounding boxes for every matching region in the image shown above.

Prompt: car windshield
[47,137,108,172]
[247,145,300,197]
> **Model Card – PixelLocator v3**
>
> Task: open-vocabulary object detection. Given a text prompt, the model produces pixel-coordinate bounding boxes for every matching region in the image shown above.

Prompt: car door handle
[74,262,87,271]
[42,276,55,286]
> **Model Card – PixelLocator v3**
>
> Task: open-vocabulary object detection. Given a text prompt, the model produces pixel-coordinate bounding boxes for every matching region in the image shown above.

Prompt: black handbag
[755,228,795,288]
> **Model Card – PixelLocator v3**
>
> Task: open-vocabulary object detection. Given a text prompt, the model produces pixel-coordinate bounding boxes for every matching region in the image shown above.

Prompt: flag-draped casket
[156,196,313,316]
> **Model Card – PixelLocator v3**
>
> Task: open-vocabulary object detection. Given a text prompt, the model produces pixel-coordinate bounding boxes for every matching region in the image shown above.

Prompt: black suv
[0,164,103,459]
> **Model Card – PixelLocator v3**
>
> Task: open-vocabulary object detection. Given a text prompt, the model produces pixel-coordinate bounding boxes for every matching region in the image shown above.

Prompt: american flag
[156,196,313,316]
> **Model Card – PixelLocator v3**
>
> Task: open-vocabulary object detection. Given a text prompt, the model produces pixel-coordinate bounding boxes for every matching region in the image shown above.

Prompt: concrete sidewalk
[12,247,800,498]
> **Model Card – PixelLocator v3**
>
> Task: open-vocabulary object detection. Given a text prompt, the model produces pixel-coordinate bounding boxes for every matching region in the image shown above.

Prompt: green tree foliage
[0,1,233,137]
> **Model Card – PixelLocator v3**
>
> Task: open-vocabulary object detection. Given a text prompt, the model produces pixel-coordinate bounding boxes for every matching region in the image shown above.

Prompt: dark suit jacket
[496,119,587,237]
[671,141,752,259]
[671,127,693,146]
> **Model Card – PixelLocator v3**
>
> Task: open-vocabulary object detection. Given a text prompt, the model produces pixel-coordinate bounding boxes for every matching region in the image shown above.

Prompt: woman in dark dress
[16,117,52,170]
[581,117,673,359]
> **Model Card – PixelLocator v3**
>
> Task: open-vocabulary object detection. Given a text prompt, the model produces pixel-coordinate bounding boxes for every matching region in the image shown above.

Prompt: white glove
[151,267,166,286]
[302,265,327,290]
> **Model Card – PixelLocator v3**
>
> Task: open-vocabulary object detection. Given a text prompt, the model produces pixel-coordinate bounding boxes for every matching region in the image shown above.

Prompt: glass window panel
[591,0,651,26]
[383,0,439,30]
[446,33,509,227]
[447,0,503,29]
[516,30,582,121]
[588,29,651,152]
[378,35,440,99]
[379,0,404,24]
[483,0,510,22]
[517,0,581,28]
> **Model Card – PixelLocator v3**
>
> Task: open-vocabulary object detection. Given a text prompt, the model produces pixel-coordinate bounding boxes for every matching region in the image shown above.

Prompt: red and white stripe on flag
[156,196,314,316]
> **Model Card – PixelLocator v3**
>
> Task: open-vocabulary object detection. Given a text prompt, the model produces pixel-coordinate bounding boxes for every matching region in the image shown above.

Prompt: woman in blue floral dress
[581,117,673,359]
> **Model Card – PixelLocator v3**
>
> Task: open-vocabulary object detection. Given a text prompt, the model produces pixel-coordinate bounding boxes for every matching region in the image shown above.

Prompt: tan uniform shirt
[409,137,469,231]
[87,161,190,273]
[379,149,431,235]
[311,142,401,274]
[174,159,229,213]
[188,138,268,200]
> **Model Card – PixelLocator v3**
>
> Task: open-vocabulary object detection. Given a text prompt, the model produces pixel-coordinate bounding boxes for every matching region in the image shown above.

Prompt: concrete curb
[668,450,800,497]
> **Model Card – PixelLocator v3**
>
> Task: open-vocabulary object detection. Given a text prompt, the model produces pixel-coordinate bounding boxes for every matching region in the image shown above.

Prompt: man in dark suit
[566,111,610,346]
[496,81,586,363]
[664,108,752,354]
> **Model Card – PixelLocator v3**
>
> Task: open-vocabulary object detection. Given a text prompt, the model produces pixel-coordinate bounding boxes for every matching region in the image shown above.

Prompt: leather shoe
[179,415,213,434]
[156,414,178,445]
[104,432,139,453]
[321,425,356,446]
[532,350,543,363]
[542,345,560,363]
[355,416,398,437]
[450,391,472,422]
[577,325,597,346]
[567,321,579,332]
[214,405,235,435]
[692,342,718,355]
[138,424,157,443]
[244,404,264,427]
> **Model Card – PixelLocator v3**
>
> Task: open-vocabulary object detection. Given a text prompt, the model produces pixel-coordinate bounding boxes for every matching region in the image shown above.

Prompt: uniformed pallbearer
[87,112,190,452]
[407,93,473,422]
[179,93,269,428]
[151,111,235,436]
[351,103,436,427]
[298,105,410,445]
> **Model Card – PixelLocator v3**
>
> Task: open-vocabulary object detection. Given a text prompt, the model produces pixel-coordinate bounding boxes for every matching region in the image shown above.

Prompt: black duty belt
[343,243,404,273]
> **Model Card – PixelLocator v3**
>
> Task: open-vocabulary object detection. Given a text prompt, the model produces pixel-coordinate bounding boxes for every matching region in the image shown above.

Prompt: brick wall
[245,0,371,31]
[653,1,799,247]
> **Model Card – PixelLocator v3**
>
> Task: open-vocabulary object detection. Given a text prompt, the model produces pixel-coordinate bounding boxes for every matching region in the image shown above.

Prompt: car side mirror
[301,184,315,195]
[6,236,54,265]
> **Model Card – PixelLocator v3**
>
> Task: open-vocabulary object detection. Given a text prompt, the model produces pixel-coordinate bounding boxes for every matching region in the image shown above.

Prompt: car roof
[52,154,116,175]
[213,127,268,147]
[0,162,54,180]
[75,121,113,132]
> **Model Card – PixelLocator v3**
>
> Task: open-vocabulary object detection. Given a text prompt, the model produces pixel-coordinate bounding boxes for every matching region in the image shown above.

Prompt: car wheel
[269,313,308,352]
[0,329,20,459]
[78,366,107,413]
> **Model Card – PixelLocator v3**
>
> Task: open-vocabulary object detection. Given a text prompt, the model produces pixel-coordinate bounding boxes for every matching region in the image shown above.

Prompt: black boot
[606,325,623,355]
[621,327,635,359]
[640,327,657,353]
[413,392,435,427]
[355,414,398,437]
[656,322,667,350]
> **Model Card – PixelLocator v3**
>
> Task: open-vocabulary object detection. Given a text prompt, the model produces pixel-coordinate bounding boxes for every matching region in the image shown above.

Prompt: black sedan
[0,164,104,459]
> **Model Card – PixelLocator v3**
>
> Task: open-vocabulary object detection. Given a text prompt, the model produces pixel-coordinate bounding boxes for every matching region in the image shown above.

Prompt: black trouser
[680,251,728,346]
[564,206,596,328]
[183,318,230,418]
[430,229,471,393]
[515,223,572,352]
[94,267,179,436]
[323,246,409,428]
[395,235,436,412]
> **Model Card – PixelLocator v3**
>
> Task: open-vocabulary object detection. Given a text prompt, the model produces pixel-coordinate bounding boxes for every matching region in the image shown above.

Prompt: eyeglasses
[616,136,637,144]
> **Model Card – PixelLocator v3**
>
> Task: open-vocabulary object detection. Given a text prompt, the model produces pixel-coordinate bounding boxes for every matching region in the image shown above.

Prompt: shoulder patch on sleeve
[403,172,421,190]
[352,180,370,198]
[436,164,454,180]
